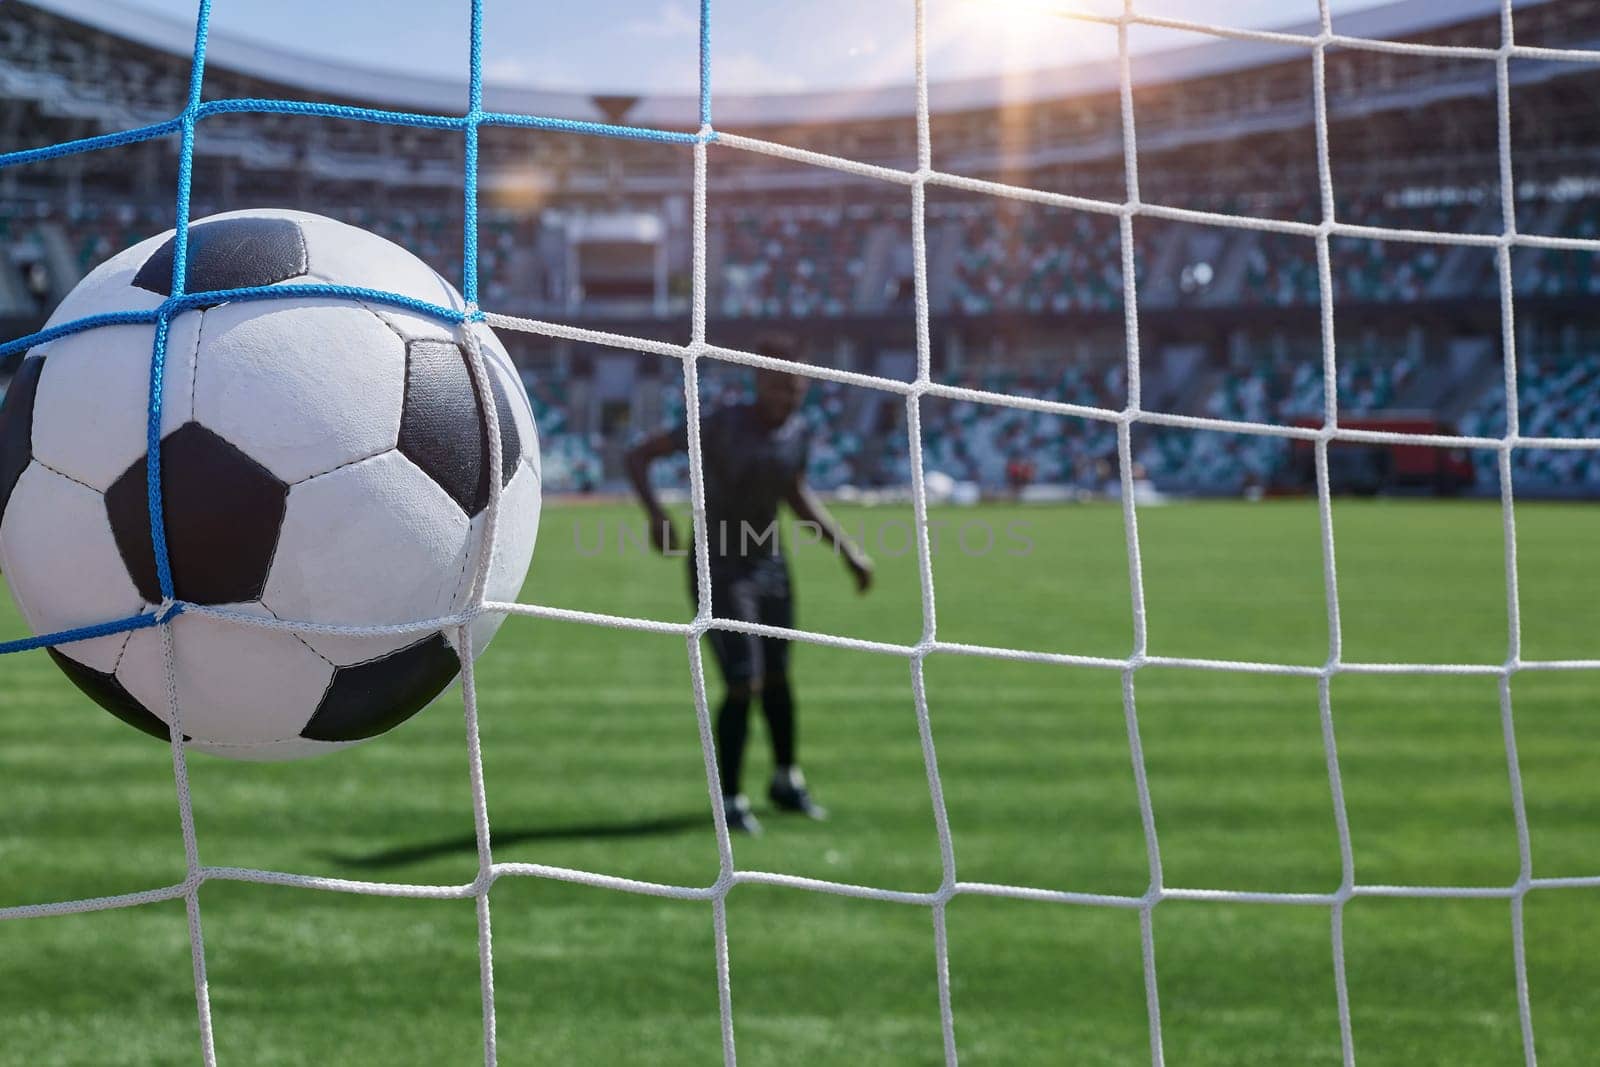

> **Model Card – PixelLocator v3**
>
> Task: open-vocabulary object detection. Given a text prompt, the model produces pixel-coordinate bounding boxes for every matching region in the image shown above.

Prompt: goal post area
[3,1,1599,1065]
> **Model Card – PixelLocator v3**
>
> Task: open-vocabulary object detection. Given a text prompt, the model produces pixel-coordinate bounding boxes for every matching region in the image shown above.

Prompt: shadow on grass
[325,812,710,870]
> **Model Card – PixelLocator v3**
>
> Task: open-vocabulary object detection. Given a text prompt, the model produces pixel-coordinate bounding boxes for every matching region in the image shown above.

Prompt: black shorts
[689,554,793,686]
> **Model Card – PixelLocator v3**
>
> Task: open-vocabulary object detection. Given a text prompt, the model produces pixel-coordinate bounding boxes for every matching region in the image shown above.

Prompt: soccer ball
[0,209,541,759]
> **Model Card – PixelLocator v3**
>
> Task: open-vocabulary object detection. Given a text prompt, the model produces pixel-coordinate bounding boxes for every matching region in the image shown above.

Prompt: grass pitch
[4,498,1600,1065]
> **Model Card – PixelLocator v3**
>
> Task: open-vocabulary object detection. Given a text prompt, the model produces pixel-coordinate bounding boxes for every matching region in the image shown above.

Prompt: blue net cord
[0,287,473,364]
[0,119,185,169]
[144,0,213,603]
[0,0,717,656]
[0,609,173,658]
[0,102,705,169]
[0,310,164,361]
[463,0,484,308]
[146,309,179,600]
[700,0,713,129]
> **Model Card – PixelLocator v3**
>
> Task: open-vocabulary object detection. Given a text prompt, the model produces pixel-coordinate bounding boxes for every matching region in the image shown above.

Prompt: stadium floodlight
[3,0,1597,1064]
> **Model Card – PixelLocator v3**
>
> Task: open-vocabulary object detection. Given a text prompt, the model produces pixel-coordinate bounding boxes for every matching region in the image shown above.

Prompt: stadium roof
[31,0,1536,128]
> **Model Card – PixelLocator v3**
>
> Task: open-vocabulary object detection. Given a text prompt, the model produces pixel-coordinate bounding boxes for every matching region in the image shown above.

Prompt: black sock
[761,673,796,771]
[716,688,753,798]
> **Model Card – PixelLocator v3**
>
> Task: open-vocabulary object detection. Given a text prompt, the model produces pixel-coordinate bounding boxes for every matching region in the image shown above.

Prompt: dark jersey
[671,403,809,569]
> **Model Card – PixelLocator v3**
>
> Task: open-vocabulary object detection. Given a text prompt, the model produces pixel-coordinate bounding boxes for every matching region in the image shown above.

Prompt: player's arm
[624,429,684,555]
[785,478,873,593]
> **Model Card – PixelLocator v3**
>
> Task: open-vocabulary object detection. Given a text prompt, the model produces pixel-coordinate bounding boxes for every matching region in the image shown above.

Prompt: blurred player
[625,336,873,834]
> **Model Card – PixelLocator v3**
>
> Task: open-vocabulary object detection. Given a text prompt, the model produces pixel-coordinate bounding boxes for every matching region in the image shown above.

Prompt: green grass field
[4,498,1600,1065]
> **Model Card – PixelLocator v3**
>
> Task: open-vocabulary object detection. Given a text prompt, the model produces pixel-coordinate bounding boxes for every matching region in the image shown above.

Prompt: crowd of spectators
[9,191,1547,323]
[712,205,878,319]
[14,191,1600,498]
[906,365,1123,490]
[1461,350,1600,491]
[624,347,1432,498]
[706,193,1504,318]
[1137,344,1418,490]
[1517,200,1600,299]
[940,202,1126,316]
[1236,197,1489,307]
[636,363,1127,494]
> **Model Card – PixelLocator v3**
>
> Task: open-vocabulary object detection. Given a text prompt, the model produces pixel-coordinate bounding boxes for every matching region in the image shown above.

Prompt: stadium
[3,0,1600,1063]
[12,0,1600,498]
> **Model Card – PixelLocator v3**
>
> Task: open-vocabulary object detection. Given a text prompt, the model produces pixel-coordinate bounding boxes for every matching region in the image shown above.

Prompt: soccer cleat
[723,794,763,835]
[768,777,828,821]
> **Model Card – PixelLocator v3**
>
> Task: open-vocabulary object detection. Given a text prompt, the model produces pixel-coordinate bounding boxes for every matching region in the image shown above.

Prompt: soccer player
[625,337,873,834]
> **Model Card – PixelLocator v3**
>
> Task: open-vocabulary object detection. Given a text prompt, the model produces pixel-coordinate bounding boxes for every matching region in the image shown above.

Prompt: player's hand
[648,510,680,555]
[846,552,874,594]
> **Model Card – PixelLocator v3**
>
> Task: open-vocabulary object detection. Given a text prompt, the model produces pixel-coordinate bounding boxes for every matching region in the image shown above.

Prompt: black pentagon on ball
[47,648,185,742]
[0,353,45,521]
[105,422,288,605]
[300,633,461,742]
[397,339,521,516]
[132,216,308,299]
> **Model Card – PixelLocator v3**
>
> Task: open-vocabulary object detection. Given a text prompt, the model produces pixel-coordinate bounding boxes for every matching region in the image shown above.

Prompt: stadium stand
[1518,198,1600,298]
[937,201,1127,316]
[7,0,1600,495]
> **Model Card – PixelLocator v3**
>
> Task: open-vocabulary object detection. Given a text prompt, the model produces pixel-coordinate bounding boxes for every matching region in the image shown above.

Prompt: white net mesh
[8,0,1600,1064]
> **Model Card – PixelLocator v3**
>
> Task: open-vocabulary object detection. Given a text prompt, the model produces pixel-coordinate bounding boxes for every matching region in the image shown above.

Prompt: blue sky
[122,0,1411,94]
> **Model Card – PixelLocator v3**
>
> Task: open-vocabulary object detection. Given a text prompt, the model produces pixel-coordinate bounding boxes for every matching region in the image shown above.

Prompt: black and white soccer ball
[0,209,541,759]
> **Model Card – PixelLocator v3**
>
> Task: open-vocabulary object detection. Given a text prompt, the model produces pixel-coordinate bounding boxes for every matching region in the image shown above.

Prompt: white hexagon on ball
[193,299,406,483]
[263,450,471,666]
[30,315,201,492]
[0,463,145,672]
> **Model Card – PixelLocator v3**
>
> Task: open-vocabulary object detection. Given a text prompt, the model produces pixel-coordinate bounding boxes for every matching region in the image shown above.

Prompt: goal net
[1,0,1593,1064]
